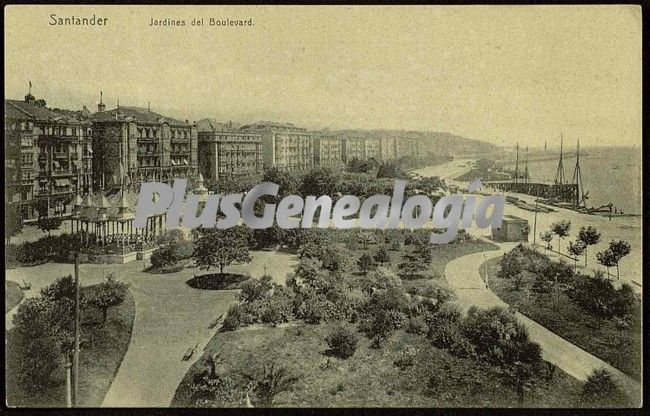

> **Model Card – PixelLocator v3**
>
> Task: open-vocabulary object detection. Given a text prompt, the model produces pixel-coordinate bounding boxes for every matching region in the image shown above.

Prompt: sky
[4,5,642,148]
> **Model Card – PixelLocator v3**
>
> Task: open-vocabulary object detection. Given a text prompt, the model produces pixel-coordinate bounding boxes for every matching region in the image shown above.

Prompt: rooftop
[91,106,193,127]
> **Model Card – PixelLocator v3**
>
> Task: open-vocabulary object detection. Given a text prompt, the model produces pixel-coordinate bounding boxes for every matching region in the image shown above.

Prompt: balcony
[38,134,77,141]
[53,152,69,159]
[51,170,75,177]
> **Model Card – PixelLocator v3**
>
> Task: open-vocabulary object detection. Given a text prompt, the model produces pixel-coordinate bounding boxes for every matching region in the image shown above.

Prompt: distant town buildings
[240,122,316,172]
[314,135,343,169]
[5,87,424,222]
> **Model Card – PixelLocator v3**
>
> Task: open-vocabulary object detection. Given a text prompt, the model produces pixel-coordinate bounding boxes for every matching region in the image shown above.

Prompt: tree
[540,231,553,253]
[596,249,617,280]
[263,167,298,198]
[11,298,64,391]
[85,273,129,324]
[373,246,391,264]
[36,216,63,237]
[5,202,23,244]
[357,253,376,275]
[577,226,601,267]
[567,240,586,271]
[193,228,251,274]
[299,167,338,196]
[550,220,571,254]
[608,240,631,280]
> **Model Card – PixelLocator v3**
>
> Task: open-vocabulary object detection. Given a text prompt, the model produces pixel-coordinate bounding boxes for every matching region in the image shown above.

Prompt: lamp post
[64,358,72,407]
[73,253,80,406]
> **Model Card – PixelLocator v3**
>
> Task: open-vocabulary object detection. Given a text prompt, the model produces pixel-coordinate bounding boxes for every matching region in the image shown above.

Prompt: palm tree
[241,362,298,406]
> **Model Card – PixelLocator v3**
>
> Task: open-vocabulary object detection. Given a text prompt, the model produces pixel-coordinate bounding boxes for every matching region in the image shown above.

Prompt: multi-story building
[5,91,93,220]
[197,119,262,182]
[379,137,397,161]
[314,135,343,169]
[91,101,198,188]
[241,122,316,172]
[341,137,366,164]
[364,138,382,161]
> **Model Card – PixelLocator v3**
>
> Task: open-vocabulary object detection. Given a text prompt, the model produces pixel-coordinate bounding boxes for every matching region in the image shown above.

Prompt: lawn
[172,323,583,407]
[337,236,499,294]
[5,280,24,313]
[482,257,642,381]
[5,286,136,407]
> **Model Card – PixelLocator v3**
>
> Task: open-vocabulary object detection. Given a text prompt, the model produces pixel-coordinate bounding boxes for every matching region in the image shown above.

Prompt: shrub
[260,287,294,326]
[222,304,247,331]
[297,293,336,324]
[541,259,574,284]
[357,253,377,275]
[448,334,476,358]
[580,368,630,407]
[373,246,391,264]
[190,373,240,407]
[239,276,273,303]
[406,315,429,335]
[567,272,637,319]
[532,273,554,293]
[429,322,457,349]
[393,346,418,369]
[325,325,358,359]
[359,309,407,348]
[498,252,523,279]
[461,306,542,366]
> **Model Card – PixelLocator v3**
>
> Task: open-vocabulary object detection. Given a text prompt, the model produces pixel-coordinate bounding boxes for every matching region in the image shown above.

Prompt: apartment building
[5,91,93,220]
[241,122,316,172]
[90,100,198,188]
[197,119,262,182]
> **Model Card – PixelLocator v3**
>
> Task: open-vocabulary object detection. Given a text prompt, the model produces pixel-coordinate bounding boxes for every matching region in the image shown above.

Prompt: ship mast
[514,142,519,184]
[554,134,565,186]
[572,139,585,208]
[524,146,529,184]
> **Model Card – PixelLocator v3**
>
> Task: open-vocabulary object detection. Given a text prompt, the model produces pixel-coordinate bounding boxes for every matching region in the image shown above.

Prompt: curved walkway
[5,251,298,407]
[444,244,642,406]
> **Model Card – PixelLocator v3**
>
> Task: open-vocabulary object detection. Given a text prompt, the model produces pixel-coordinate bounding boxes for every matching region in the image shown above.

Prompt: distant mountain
[332,129,499,157]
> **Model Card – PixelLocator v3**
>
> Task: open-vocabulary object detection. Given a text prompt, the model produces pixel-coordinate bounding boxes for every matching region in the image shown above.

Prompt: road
[5,251,298,407]
[444,245,642,406]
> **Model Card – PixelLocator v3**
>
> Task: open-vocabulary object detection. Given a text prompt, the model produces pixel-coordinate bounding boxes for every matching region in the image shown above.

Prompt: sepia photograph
[3,4,643,409]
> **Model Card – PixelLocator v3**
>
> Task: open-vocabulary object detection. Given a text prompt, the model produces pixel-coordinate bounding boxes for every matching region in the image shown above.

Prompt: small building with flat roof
[491,214,529,242]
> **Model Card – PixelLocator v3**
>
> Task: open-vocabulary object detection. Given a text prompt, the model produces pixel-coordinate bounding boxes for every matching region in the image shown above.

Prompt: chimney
[24,80,35,104]
[97,91,106,112]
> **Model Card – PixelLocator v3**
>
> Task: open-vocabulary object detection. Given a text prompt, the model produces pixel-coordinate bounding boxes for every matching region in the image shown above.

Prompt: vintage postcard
[4,4,642,409]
